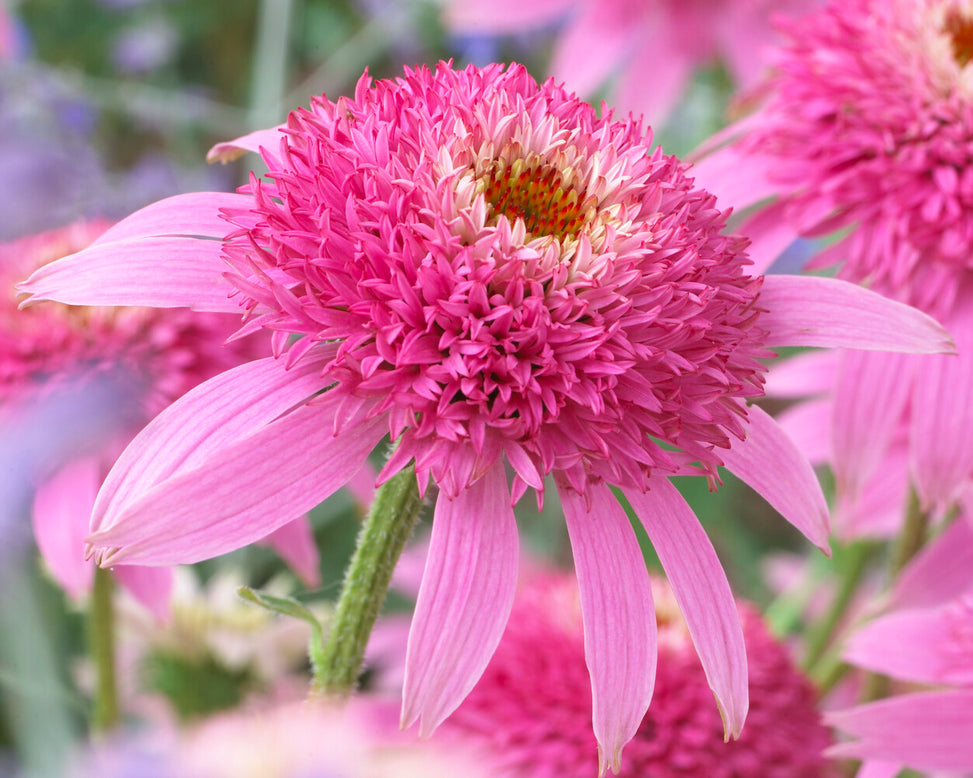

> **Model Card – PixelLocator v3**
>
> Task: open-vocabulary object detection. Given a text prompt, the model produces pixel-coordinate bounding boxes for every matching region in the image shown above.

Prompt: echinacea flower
[827,519,973,773]
[19,62,952,772]
[1,221,320,619]
[693,0,973,522]
[444,571,835,777]
[446,0,819,127]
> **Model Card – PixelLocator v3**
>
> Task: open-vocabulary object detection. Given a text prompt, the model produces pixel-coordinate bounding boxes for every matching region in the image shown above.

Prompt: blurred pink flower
[694,0,973,313]
[72,698,494,778]
[827,520,973,773]
[694,0,973,525]
[19,62,952,772]
[446,0,818,126]
[444,571,834,777]
[1,222,320,619]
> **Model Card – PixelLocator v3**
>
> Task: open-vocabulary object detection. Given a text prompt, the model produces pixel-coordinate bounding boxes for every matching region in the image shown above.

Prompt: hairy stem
[312,465,423,697]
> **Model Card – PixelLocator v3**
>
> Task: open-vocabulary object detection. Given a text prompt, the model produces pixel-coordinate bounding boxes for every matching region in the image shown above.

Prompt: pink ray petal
[775,399,832,466]
[89,396,386,566]
[826,691,973,771]
[615,33,694,127]
[762,351,838,399]
[736,202,802,275]
[835,443,910,541]
[18,236,240,312]
[92,351,334,535]
[624,476,748,740]
[888,518,973,611]
[207,125,285,164]
[548,4,640,98]
[688,145,782,213]
[401,463,519,737]
[113,565,174,622]
[92,192,253,245]
[31,457,100,601]
[260,515,322,588]
[445,0,572,34]
[857,761,904,778]
[832,350,916,503]
[720,404,831,552]
[560,479,656,777]
[843,606,973,686]
[911,301,973,511]
[759,275,954,353]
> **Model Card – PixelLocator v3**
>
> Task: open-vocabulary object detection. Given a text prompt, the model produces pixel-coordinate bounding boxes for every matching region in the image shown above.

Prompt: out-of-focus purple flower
[112,17,179,75]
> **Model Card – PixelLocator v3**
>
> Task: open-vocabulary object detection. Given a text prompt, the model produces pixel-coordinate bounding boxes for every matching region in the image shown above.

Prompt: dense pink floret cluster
[445,574,833,778]
[1,221,253,417]
[221,62,767,497]
[738,0,973,310]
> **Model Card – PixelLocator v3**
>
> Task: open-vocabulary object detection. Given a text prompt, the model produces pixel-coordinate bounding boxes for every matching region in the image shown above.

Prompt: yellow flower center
[945,8,973,66]
[480,155,594,241]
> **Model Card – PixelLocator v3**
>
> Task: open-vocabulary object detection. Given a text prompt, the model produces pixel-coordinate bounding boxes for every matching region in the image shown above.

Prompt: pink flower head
[446,0,819,127]
[445,572,834,777]
[695,0,973,314]
[1,222,320,618]
[19,62,951,772]
[827,521,973,773]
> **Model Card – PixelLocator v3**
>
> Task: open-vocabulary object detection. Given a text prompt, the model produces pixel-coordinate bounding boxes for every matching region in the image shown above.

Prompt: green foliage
[140,650,258,722]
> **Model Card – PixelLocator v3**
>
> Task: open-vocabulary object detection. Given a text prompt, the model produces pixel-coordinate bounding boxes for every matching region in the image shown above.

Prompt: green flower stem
[311,465,423,698]
[88,566,119,731]
[803,540,877,675]
[888,489,929,580]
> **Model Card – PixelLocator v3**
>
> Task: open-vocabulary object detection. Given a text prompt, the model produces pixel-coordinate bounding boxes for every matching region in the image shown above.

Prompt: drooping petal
[207,125,285,163]
[89,397,386,566]
[910,300,973,511]
[736,202,802,275]
[775,399,832,466]
[826,691,973,771]
[688,144,783,213]
[888,518,973,611]
[91,351,334,535]
[260,515,322,588]
[92,192,253,245]
[843,606,973,686]
[719,404,831,552]
[31,457,100,600]
[401,462,519,737]
[759,275,954,353]
[18,236,240,312]
[857,761,905,778]
[834,443,910,541]
[762,350,838,399]
[560,479,656,777]
[113,565,174,622]
[623,476,748,740]
[831,350,916,503]
[445,0,572,34]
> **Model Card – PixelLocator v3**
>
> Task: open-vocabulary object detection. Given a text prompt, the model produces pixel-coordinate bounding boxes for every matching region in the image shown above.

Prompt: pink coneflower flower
[446,0,819,127]
[19,62,951,772]
[444,572,834,777]
[693,0,973,522]
[693,0,973,313]
[827,520,973,773]
[1,222,320,618]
